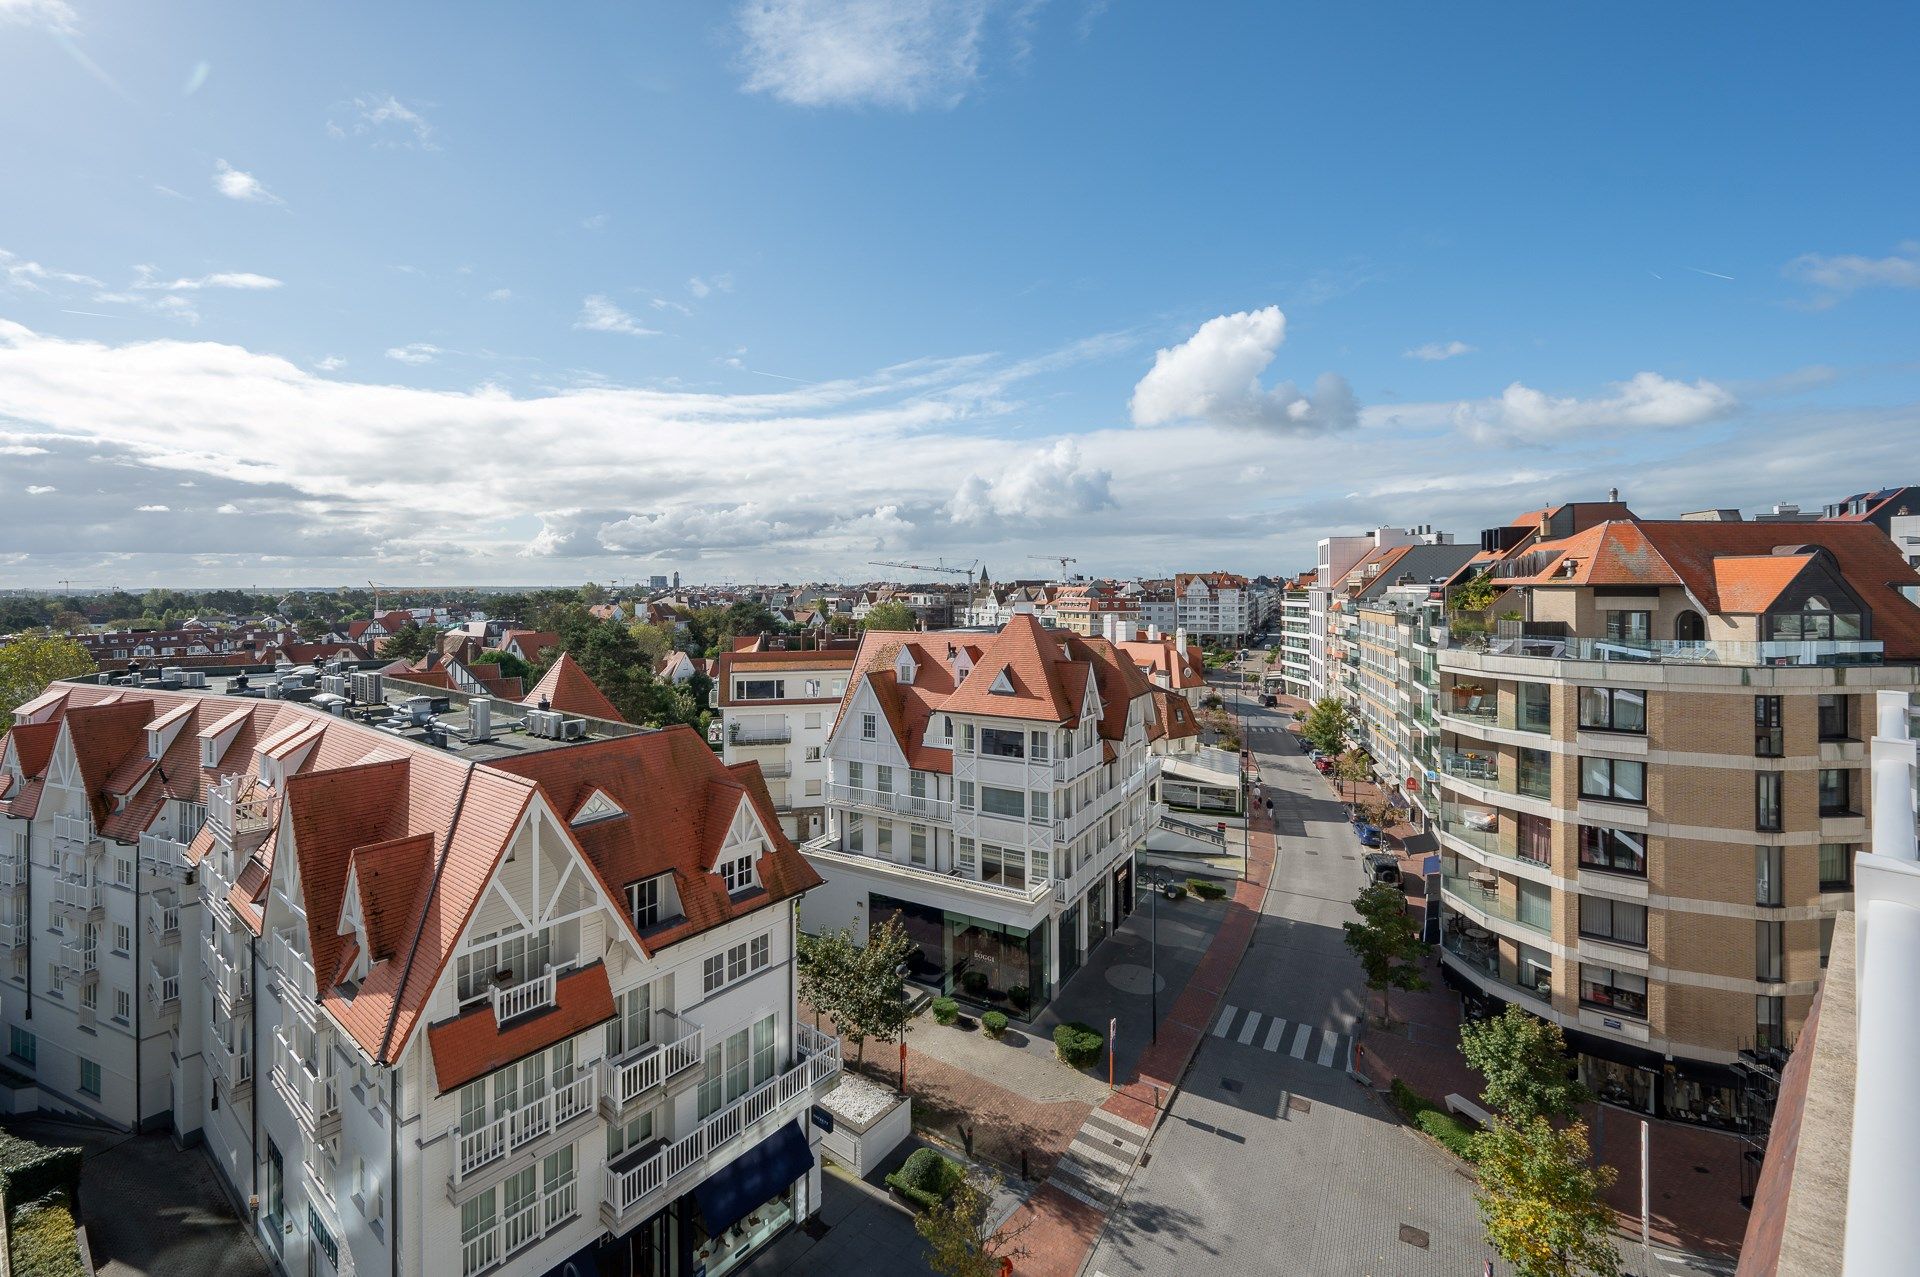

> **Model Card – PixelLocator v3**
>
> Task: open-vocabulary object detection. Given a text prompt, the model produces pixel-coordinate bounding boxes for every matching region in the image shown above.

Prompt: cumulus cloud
[136,504,169,512]
[1406,340,1475,361]
[1785,241,1920,304]
[24,485,55,495]
[735,0,993,110]
[951,440,1114,524]
[575,295,658,336]
[328,94,438,149]
[385,343,441,364]
[0,1,77,34]
[1449,372,1738,443]
[1129,306,1358,433]
[212,160,281,204]
[486,288,512,302]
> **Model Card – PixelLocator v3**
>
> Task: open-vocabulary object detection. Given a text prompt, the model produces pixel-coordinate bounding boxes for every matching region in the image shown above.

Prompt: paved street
[1086,691,1509,1276]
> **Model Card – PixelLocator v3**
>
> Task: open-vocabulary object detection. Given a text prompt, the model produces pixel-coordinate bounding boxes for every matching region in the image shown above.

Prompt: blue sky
[1,0,1917,587]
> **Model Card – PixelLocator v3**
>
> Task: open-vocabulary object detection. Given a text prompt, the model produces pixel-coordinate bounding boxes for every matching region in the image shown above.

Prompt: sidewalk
[995,794,1280,1275]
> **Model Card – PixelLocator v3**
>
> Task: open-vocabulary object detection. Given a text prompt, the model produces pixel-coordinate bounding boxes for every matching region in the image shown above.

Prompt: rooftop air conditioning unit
[320,674,347,697]
[560,718,588,740]
[404,696,434,726]
[349,671,385,705]
[184,670,208,688]
[525,708,563,739]
[160,667,185,687]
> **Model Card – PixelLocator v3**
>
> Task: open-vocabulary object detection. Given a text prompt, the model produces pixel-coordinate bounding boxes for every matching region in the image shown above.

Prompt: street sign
[811,1104,834,1133]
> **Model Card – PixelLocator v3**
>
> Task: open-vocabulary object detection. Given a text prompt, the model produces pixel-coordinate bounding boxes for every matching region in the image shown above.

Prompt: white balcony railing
[824,783,952,822]
[207,1037,252,1093]
[450,1068,597,1188]
[148,963,180,1016]
[491,966,557,1024]
[56,940,98,982]
[49,875,100,915]
[204,946,252,1015]
[603,1030,841,1229]
[206,777,273,842]
[600,1020,704,1110]
[274,927,316,1006]
[0,860,25,890]
[51,813,99,853]
[0,922,21,950]
[147,899,181,944]
[463,1176,580,1277]
[138,833,191,880]
[271,1028,340,1136]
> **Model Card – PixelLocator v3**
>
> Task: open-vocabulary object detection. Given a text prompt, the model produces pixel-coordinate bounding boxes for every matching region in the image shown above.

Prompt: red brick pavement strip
[1001,801,1284,1275]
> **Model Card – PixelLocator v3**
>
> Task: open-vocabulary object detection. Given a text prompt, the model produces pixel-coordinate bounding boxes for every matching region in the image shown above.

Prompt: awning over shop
[693,1121,814,1238]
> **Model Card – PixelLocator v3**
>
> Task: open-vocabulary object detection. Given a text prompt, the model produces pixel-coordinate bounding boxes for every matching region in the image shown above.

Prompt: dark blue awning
[693,1121,814,1237]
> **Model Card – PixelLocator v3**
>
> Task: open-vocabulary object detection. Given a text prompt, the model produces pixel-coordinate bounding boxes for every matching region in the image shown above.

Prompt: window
[1756,845,1784,907]
[1753,696,1783,757]
[1578,896,1647,947]
[702,935,772,994]
[1516,813,1552,865]
[1030,791,1052,824]
[978,843,1026,890]
[1579,964,1648,1018]
[1516,682,1552,733]
[909,826,928,866]
[1030,730,1050,762]
[980,727,1025,759]
[846,815,864,854]
[628,877,661,929]
[1603,611,1651,645]
[909,770,927,803]
[113,923,130,955]
[1819,843,1856,891]
[113,989,131,1024]
[456,928,553,1004]
[1517,881,1552,931]
[1517,748,1552,800]
[1756,996,1786,1053]
[861,713,877,741]
[1818,768,1855,816]
[751,1014,776,1086]
[1767,598,1862,642]
[957,780,974,811]
[541,1145,576,1230]
[607,984,652,1058]
[876,823,893,857]
[979,786,1025,820]
[606,1108,654,1161]
[1756,772,1783,832]
[804,746,822,762]
[804,712,822,731]
[1756,921,1784,982]
[1578,687,1645,734]
[7,1028,32,1069]
[961,723,975,753]
[1580,757,1644,804]
[805,779,822,797]
[956,837,976,874]
[114,856,133,888]
[737,679,785,700]
[846,761,864,792]
[461,1189,498,1276]
[719,855,755,893]
[1817,694,1850,741]
[78,1058,100,1098]
[1579,826,1645,876]
[876,766,893,795]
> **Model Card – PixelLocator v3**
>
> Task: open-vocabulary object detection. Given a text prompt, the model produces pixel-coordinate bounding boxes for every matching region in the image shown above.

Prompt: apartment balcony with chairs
[1434,808,1552,879]
[204,945,252,1016]
[1439,927,1555,1014]
[601,1026,841,1234]
[270,1026,341,1139]
[138,832,191,881]
[599,1013,703,1117]
[1440,866,1551,940]
[448,1067,597,1192]
[1439,749,1500,785]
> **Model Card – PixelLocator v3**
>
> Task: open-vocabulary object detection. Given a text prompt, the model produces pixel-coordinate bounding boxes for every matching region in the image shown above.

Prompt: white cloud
[575,295,658,337]
[0,1,77,34]
[385,343,441,365]
[1449,372,1738,443]
[134,268,282,292]
[1129,306,1358,432]
[1,248,102,293]
[486,288,512,302]
[25,485,55,495]
[1785,241,1920,302]
[951,440,1114,524]
[1406,340,1475,361]
[215,503,241,515]
[136,504,169,512]
[735,0,993,110]
[315,356,346,372]
[581,213,610,231]
[212,160,281,204]
[329,94,438,149]
[687,274,732,299]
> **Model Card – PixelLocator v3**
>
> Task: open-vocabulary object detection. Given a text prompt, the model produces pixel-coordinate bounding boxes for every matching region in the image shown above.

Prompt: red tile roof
[940,613,1081,723]
[501,630,561,660]
[1711,555,1816,614]
[427,961,617,1094]
[521,652,624,723]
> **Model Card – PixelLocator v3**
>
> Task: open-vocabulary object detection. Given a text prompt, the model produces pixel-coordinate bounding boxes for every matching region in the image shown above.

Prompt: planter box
[817,1073,910,1179]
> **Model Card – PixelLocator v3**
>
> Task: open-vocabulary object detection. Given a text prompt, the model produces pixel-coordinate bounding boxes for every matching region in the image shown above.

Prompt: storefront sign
[1603,1017,1623,1031]
[810,1105,834,1133]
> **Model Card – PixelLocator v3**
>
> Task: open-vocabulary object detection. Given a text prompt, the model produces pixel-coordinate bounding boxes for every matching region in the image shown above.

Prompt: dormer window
[718,854,756,894]
[895,651,917,685]
[571,789,625,826]
[627,875,669,929]
[989,669,1015,695]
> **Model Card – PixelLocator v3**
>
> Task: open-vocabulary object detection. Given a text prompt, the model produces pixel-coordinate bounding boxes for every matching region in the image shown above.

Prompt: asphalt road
[1085,691,1510,1277]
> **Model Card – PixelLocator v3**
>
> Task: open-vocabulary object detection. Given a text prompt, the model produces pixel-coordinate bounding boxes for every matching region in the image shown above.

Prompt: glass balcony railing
[1442,632,1883,668]
[1439,750,1499,784]
[1441,872,1550,935]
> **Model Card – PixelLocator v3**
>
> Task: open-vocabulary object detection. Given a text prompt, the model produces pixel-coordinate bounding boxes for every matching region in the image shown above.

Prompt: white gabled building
[799,611,1162,1019]
[1,673,838,1277]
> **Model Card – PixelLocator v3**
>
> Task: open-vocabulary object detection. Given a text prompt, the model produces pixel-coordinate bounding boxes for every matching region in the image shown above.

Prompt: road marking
[1263,1018,1288,1052]
[1289,1024,1312,1058]
[1213,1004,1239,1038]
[1237,1011,1262,1045]
[1316,1033,1338,1067]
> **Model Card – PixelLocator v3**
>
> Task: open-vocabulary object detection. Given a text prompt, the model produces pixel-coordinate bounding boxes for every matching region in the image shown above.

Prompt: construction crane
[1030,555,1079,582]
[867,559,979,580]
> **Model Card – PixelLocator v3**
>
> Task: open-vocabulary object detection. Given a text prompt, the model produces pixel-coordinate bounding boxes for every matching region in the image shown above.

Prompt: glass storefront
[870,893,1053,1018]
[695,1184,796,1277]
[1574,1051,1748,1132]
[1086,878,1110,952]
[1580,1056,1655,1114]
[1058,902,1082,988]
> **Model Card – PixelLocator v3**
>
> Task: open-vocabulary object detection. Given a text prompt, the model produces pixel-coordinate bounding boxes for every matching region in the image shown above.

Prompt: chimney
[1175,626,1188,651]
[1609,486,1620,503]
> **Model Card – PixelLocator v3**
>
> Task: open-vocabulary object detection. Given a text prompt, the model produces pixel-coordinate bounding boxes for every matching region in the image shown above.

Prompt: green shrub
[930,997,959,1025]
[9,1191,83,1277]
[981,1011,1008,1038]
[1053,1021,1103,1067]
[1388,1080,1479,1161]
[0,1132,81,1221]
[1008,985,1030,1010]
[1187,878,1228,901]
[885,1147,965,1210]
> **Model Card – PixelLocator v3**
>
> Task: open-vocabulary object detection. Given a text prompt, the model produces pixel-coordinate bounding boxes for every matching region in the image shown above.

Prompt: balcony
[803,838,1052,910]
[56,939,98,984]
[599,1016,703,1115]
[1441,872,1550,937]
[1434,812,1551,878]
[51,813,100,854]
[0,860,26,891]
[1440,631,1884,669]
[273,927,315,1005]
[825,783,952,822]
[204,946,252,1016]
[1439,750,1500,785]
[449,1067,597,1189]
[49,873,102,919]
[491,966,558,1024]
[270,1028,341,1139]
[1440,930,1554,1011]
[147,963,180,1022]
[727,724,792,747]
[755,761,793,779]
[206,778,273,843]
[138,833,191,881]
[462,1174,580,1277]
[0,922,22,950]
[207,1036,253,1096]
[147,895,181,945]
[602,1027,841,1233]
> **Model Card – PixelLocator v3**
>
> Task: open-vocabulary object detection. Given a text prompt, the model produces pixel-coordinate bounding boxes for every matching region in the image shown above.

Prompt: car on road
[1314,756,1333,774]
[1363,851,1400,885]
[1261,693,1276,707]
[1352,822,1383,848]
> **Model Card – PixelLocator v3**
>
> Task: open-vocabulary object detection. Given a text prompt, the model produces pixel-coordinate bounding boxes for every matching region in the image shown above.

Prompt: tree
[380,621,437,662]
[1460,1005,1591,1122]
[625,621,676,668]
[1450,569,1499,616]
[1333,747,1372,807]
[0,636,95,730]
[914,1172,1029,1277]
[1474,1116,1621,1277]
[797,926,857,1030]
[1342,881,1428,1027]
[800,916,912,1066]
[1299,696,1352,755]
[862,601,918,632]
[472,649,532,682]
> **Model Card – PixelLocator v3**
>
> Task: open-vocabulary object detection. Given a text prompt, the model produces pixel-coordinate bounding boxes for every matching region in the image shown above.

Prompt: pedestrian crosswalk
[1209,1004,1352,1071]
[1046,1107,1152,1212]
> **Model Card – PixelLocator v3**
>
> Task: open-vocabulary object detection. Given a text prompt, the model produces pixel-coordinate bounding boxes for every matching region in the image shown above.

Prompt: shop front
[870,893,1054,1019]
[1566,1030,1752,1133]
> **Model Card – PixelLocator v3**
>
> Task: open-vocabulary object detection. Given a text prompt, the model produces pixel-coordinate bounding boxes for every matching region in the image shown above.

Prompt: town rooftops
[520,651,625,722]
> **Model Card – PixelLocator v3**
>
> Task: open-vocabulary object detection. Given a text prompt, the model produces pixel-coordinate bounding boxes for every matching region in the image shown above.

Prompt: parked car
[1352,822,1383,848]
[1363,852,1400,885]
[1314,757,1334,774]
[1261,694,1277,707]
